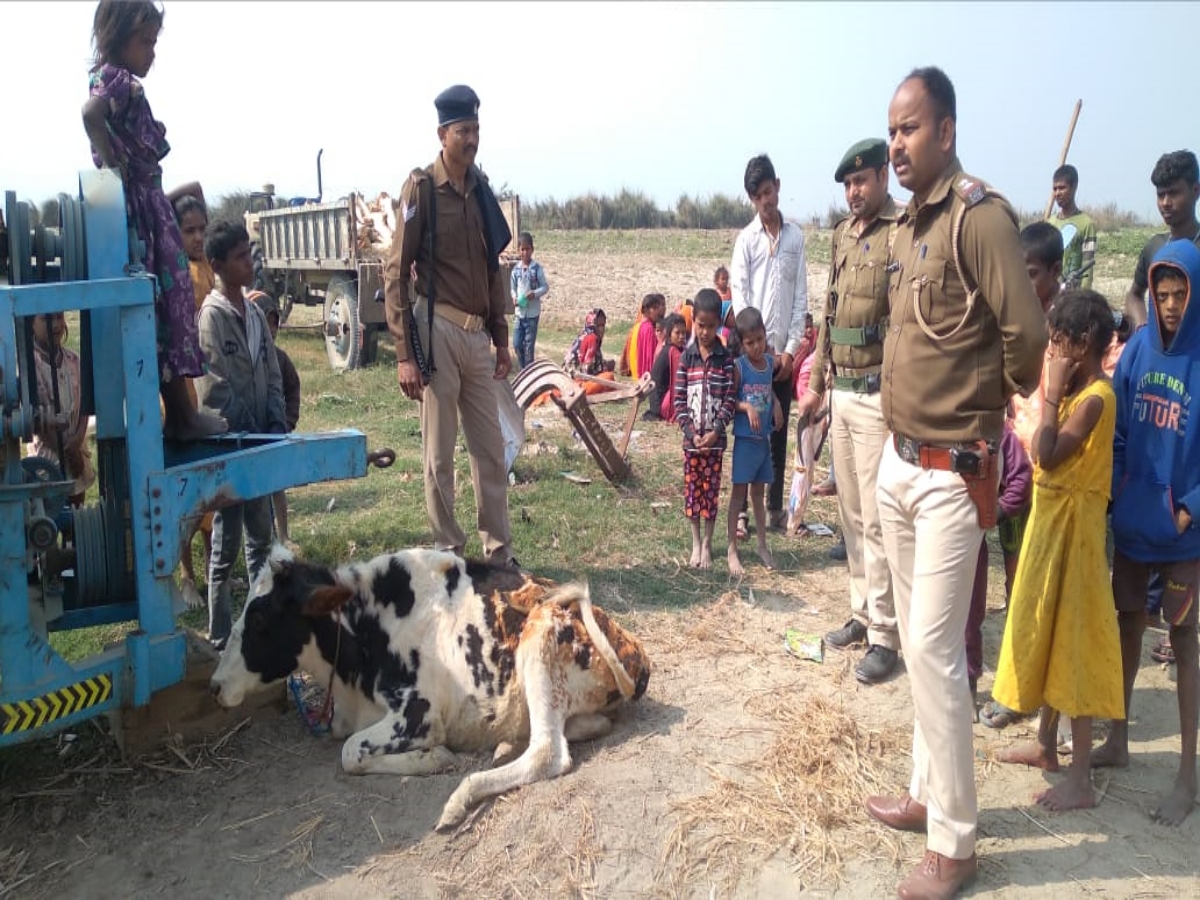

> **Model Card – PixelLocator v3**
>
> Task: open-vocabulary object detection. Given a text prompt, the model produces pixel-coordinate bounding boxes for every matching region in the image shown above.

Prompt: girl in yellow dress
[992,290,1124,811]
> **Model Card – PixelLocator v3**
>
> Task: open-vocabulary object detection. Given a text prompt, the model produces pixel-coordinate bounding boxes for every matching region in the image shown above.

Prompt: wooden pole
[1043,99,1083,219]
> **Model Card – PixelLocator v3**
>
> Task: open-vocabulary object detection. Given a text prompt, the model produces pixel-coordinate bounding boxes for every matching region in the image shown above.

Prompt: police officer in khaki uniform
[864,68,1046,899]
[797,139,900,686]
[383,85,516,567]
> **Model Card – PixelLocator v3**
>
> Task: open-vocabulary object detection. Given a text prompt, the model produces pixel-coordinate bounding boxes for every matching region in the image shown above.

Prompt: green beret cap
[834,138,888,183]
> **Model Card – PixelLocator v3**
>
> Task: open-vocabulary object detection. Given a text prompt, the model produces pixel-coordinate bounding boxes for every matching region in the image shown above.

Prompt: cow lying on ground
[210,547,651,830]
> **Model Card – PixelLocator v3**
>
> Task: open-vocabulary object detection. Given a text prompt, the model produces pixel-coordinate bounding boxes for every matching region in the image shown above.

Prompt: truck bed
[257,199,360,270]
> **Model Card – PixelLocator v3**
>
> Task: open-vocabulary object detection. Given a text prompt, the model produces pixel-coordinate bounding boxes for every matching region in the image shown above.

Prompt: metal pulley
[3,190,88,286]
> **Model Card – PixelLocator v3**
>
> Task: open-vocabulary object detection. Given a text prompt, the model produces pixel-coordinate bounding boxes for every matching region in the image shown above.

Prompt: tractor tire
[323,274,363,371]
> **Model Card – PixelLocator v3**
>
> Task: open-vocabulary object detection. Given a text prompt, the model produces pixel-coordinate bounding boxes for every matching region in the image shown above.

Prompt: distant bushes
[813,203,850,229]
[1017,202,1149,231]
[524,190,754,231]
[210,190,253,225]
[1084,203,1146,232]
[165,188,1153,235]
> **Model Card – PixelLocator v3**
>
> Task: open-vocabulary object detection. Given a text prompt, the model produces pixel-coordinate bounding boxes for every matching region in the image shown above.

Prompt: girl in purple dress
[82,0,226,440]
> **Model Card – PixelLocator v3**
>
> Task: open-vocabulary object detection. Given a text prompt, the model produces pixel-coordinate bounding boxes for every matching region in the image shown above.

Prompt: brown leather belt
[433,303,485,333]
[893,432,994,476]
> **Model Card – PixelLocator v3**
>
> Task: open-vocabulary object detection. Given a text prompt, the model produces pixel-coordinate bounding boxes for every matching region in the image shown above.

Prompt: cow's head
[211,549,353,707]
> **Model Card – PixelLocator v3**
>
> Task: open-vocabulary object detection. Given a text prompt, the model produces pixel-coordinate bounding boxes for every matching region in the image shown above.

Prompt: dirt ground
[1,236,1195,898]
[530,230,832,332]
[1,557,1195,899]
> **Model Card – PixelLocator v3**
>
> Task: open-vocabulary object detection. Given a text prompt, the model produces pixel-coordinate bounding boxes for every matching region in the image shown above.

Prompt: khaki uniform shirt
[384,153,509,362]
[809,196,900,395]
[882,158,1047,444]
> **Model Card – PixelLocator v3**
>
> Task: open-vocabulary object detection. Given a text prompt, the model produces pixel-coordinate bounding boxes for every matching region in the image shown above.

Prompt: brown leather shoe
[897,850,978,899]
[865,793,928,832]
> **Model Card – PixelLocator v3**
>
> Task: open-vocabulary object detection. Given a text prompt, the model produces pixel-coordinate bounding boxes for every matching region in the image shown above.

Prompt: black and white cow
[210,547,650,830]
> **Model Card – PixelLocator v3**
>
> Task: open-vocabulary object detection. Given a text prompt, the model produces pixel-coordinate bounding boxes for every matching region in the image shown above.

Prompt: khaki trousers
[420,315,512,562]
[830,389,897,649]
[876,438,981,860]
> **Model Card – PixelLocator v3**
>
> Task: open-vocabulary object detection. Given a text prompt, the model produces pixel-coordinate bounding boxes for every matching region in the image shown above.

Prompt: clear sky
[2,1,1196,222]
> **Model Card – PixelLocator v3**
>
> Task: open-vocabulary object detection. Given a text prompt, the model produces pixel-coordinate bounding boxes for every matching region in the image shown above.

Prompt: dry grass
[376,778,604,900]
[0,845,32,896]
[632,590,760,660]
[230,814,324,872]
[657,694,908,895]
[136,716,253,776]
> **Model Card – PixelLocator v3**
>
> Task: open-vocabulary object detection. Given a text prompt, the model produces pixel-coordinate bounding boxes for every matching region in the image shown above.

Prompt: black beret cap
[435,84,481,127]
[834,138,888,183]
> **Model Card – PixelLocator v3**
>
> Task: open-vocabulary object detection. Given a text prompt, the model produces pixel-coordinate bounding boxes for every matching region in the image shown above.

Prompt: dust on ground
[1,236,1190,899]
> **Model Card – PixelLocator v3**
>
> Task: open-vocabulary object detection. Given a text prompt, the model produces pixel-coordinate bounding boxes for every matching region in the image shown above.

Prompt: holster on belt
[959,441,999,530]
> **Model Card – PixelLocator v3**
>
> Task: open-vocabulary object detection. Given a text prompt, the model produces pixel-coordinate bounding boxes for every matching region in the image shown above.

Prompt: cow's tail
[550,583,638,701]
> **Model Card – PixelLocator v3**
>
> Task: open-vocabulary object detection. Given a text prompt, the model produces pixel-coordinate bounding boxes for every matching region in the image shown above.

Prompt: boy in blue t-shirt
[726,307,782,576]
[510,231,548,371]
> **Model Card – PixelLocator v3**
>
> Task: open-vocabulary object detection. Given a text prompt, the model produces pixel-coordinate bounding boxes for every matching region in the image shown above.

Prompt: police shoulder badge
[954,176,986,207]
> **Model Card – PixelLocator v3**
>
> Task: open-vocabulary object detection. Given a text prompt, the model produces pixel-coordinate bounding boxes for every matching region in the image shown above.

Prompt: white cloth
[494,376,525,474]
[729,215,809,356]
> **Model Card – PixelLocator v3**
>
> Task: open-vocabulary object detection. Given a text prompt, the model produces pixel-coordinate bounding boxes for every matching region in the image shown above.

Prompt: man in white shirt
[730,154,810,528]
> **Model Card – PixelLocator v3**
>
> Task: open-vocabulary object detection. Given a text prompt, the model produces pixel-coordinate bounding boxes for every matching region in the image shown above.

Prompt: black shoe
[825,618,868,649]
[855,645,899,684]
[828,539,847,561]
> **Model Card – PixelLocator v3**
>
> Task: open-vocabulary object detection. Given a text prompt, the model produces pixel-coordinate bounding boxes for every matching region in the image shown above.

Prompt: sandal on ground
[735,511,750,540]
[1151,635,1176,664]
[979,701,1023,729]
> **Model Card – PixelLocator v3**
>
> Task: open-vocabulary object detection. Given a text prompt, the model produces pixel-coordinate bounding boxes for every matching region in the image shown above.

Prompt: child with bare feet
[1098,240,1200,826]
[991,290,1124,812]
[673,289,736,569]
[727,308,782,576]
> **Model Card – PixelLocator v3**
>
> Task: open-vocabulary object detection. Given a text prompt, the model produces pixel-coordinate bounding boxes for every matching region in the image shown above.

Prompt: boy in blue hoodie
[1098,239,1200,826]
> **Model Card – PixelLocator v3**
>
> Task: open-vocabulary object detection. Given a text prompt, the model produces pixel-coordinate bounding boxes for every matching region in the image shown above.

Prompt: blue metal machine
[0,170,370,746]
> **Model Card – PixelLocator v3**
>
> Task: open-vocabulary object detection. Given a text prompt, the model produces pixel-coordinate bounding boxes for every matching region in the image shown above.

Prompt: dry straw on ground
[658,693,907,894]
[381,779,603,900]
[634,590,759,659]
[0,845,31,897]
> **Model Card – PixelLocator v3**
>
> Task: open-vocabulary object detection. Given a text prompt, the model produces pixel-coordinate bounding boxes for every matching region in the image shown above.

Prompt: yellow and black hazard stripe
[2,675,113,735]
